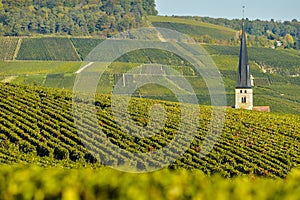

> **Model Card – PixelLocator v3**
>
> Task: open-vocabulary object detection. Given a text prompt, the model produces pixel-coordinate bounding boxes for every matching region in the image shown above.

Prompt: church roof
[236,20,252,89]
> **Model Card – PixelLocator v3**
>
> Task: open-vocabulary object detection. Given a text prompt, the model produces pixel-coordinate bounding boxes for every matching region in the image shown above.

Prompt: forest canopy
[0,0,158,36]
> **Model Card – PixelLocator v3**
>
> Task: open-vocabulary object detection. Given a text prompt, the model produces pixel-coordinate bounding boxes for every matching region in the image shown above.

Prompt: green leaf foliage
[0,0,158,36]
[0,166,300,200]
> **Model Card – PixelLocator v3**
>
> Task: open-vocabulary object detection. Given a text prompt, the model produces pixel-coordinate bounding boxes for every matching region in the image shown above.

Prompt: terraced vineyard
[0,38,19,60]
[43,73,76,89]
[0,83,299,178]
[71,38,103,60]
[0,42,299,114]
[149,16,236,42]
[1,36,297,76]
[203,44,300,75]
[16,38,80,61]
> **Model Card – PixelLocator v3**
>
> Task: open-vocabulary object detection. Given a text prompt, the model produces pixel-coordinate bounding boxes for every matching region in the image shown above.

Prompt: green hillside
[148,16,275,47]
[1,36,298,75]
[70,38,104,60]
[191,16,300,50]
[150,16,300,50]
[0,39,299,114]
[204,44,300,75]
[0,16,298,115]
[0,83,299,178]
[0,11,299,199]
[149,16,237,43]
[16,38,80,61]
[0,38,19,60]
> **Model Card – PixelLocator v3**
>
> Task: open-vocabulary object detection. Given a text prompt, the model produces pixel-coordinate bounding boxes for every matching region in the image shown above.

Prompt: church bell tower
[235,18,253,110]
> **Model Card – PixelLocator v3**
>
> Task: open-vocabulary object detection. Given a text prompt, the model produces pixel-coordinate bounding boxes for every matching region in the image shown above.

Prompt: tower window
[241,97,247,103]
[240,90,243,93]
[245,90,247,93]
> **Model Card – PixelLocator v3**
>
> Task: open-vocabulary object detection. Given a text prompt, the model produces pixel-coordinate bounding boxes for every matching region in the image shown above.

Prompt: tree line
[0,0,157,37]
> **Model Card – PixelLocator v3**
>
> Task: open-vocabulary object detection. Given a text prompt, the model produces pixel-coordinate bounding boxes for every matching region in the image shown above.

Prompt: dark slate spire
[236,19,252,89]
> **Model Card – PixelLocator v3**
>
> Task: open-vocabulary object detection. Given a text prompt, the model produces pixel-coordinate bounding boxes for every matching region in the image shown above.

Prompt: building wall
[235,88,253,110]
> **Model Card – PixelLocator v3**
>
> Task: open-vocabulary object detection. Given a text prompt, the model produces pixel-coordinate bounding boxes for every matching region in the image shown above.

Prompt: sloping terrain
[0,38,19,60]
[16,38,81,61]
[0,83,299,178]
[149,16,237,42]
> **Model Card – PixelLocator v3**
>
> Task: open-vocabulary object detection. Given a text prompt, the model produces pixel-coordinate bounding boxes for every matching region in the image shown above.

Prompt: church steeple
[235,15,253,110]
[236,19,251,89]
[234,7,270,112]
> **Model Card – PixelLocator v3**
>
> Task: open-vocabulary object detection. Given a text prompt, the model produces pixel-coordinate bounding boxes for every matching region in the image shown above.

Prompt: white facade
[235,88,253,110]
[250,75,254,86]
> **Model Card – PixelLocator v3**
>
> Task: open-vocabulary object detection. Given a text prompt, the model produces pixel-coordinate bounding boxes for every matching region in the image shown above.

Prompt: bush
[54,147,69,160]
[17,141,36,154]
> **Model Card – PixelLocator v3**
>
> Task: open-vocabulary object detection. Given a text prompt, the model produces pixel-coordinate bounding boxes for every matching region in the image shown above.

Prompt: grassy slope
[0,61,81,76]
[148,16,236,34]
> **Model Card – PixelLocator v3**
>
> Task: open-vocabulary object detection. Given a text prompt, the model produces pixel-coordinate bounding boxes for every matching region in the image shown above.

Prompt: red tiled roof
[253,106,270,112]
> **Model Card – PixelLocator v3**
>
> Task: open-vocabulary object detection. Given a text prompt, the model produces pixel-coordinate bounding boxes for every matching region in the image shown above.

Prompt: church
[235,19,270,112]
